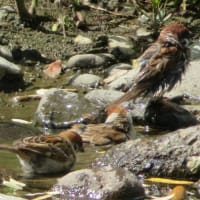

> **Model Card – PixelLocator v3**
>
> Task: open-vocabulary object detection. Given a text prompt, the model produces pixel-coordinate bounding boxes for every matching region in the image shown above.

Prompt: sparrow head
[106,104,136,139]
[59,131,84,152]
[105,104,127,123]
[158,23,190,48]
[106,104,127,116]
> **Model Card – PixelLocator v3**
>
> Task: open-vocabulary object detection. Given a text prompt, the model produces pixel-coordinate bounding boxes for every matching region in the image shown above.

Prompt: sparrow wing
[14,135,75,161]
[135,42,180,95]
[80,124,126,145]
[112,42,181,104]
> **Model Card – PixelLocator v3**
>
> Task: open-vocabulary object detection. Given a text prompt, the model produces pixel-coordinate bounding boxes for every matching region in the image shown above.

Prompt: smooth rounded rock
[106,68,139,91]
[52,166,145,200]
[71,73,102,88]
[64,53,115,69]
[34,88,98,129]
[0,56,23,80]
[85,89,124,105]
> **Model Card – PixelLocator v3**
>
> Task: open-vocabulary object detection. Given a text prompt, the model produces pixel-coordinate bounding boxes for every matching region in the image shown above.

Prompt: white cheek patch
[105,113,119,123]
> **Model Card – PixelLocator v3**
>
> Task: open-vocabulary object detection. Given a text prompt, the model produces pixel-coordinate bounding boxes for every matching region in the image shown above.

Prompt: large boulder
[93,125,200,180]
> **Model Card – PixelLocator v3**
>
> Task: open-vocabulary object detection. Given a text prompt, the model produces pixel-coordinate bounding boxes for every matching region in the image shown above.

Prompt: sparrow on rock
[113,23,190,104]
[0,131,84,176]
[71,104,135,145]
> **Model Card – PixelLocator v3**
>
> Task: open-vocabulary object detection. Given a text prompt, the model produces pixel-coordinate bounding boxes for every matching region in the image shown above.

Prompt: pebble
[74,35,93,45]
[71,73,102,88]
[64,53,115,69]
[0,56,23,80]
[43,60,62,78]
[106,68,140,91]
[85,89,124,105]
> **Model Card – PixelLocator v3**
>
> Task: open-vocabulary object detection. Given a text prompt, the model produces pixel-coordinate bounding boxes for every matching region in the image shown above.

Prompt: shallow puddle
[0,144,101,197]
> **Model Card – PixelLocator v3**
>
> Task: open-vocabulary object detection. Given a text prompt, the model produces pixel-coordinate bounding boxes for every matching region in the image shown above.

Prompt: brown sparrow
[71,104,135,145]
[113,23,190,104]
[0,131,84,176]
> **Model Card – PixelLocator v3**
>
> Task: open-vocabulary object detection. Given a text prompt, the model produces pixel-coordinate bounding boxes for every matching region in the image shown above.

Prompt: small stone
[106,68,139,91]
[0,45,13,61]
[108,36,135,61]
[191,40,200,60]
[136,27,152,37]
[138,14,149,23]
[64,53,115,69]
[71,73,102,88]
[0,56,23,80]
[85,89,124,105]
[108,36,133,49]
[74,35,93,45]
[107,63,133,75]
[43,60,62,78]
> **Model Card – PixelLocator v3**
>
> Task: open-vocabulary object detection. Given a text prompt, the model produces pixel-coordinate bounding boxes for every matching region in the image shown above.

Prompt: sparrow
[71,104,135,145]
[0,131,84,176]
[113,23,190,104]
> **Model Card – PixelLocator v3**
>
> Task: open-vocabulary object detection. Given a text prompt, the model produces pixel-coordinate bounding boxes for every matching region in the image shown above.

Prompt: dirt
[1,1,136,60]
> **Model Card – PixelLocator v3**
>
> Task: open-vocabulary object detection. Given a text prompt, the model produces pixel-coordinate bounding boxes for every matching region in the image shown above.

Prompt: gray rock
[0,45,13,61]
[191,39,200,60]
[109,36,135,61]
[107,63,133,74]
[109,36,133,49]
[136,27,152,37]
[71,73,102,88]
[52,166,145,200]
[166,59,200,98]
[93,124,200,180]
[107,68,139,91]
[64,53,115,69]
[138,14,149,23]
[74,35,93,45]
[0,56,23,80]
[0,6,15,21]
[34,88,98,129]
[85,89,124,105]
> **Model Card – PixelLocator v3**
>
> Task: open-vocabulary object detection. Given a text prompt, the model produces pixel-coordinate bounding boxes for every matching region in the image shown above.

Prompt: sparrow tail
[112,87,143,105]
[0,144,18,153]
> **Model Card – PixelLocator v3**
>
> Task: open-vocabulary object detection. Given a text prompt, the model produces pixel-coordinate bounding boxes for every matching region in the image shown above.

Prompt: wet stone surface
[93,125,200,180]
[52,166,145,200]
[34,88,100,130]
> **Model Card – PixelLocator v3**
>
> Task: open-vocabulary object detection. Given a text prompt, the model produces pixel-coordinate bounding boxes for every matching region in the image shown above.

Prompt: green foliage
[151,0,171,26]
[74,0,81,4]
[137,0,172,29]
